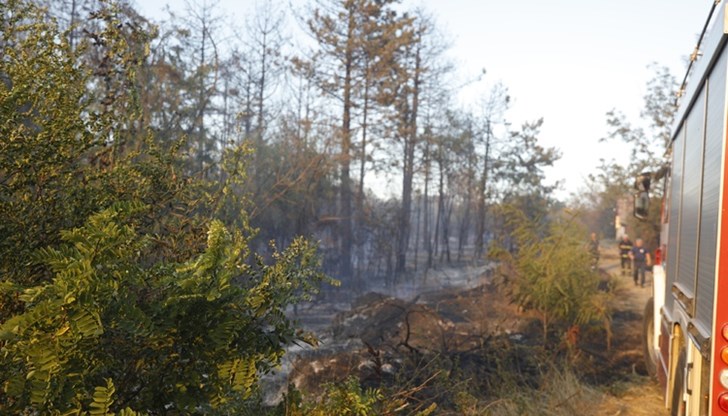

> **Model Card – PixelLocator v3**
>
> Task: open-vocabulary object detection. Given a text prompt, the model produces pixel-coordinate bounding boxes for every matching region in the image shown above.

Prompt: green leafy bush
[0,1,330,414]
[490,206,612,346]
[274,376,436,416]
[1,205,327,414]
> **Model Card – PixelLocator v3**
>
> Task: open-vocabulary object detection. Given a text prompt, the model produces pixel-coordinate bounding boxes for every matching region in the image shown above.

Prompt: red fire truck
[640,2,728,414]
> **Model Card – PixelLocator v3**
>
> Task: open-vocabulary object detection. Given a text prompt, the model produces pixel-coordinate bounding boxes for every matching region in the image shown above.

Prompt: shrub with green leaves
[274,376,437,416]
[1,204,327,414]
[490,206,612,346]
[0,1,330,414]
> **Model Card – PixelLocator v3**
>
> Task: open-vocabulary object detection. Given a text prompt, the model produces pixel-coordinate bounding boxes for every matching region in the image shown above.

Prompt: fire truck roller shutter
[676,83,705,314]
[695,48,726,333]
[666,123,686,317]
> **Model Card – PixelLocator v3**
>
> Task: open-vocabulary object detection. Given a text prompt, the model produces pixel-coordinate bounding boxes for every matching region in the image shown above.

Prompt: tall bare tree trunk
[339,8,356,279]
[440,182,452,264]
[358,67,370,210]
[414,193,420,271]
[434,159,445,265]
[457,153,474,261]
[395,44,421,273]
[424,140,432,269]
[475,121,491,257]
[69,0,77,50]
[256,29,267,138]
[354,72,371,291]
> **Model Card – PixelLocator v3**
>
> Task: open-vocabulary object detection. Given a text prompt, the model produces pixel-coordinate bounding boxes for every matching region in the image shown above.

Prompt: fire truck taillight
[720,393,728,412]
[722,327,728,413]
[722,370,728,389]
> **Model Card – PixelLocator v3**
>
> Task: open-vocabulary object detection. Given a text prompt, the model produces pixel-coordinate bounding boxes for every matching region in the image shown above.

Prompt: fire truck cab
[642,2,728,414]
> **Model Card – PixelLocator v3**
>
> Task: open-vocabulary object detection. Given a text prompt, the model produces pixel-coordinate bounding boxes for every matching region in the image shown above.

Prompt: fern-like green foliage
[490,205,613,344]
[298,377,384,416]
[0,1,331,414]
[89,379,116,416]
[2,199,329,414]
[274,376,438,416]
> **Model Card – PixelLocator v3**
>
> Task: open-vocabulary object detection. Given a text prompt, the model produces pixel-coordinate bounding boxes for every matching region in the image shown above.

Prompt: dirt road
[594,243,668,416]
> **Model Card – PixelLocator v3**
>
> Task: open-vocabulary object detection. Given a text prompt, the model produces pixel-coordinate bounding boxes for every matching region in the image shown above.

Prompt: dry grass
[463,370,666,416]
[595,380,668,416]
[480,367,602,416]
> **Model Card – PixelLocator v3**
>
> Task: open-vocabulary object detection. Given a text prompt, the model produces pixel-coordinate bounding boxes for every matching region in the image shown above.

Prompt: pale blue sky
[136,0,710,199]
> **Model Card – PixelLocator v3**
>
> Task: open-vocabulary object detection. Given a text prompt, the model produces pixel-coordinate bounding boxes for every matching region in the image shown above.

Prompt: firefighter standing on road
[629,238,651,287]
[619,234,633,276]
[588,232,600,271]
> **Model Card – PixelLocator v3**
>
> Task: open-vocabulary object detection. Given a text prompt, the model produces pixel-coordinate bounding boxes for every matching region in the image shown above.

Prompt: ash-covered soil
[264,244,668,415]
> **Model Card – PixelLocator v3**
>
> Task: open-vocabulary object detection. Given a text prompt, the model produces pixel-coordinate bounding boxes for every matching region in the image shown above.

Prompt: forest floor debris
[267,243,667,414]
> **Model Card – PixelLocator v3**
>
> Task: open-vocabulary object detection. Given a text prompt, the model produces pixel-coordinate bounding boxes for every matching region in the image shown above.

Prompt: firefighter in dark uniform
[629,238,652,287]
[619,234,633,276]
[588,232,600,271]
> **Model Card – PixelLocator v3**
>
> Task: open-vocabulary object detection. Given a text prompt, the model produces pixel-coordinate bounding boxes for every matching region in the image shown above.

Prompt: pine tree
[294,0,413,278]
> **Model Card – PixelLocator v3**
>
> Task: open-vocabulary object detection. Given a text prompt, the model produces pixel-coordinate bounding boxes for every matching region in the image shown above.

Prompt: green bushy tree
[1,204,326,414]
[490,206,612,346]
[273,376,437,416]
[0,1,330,413]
